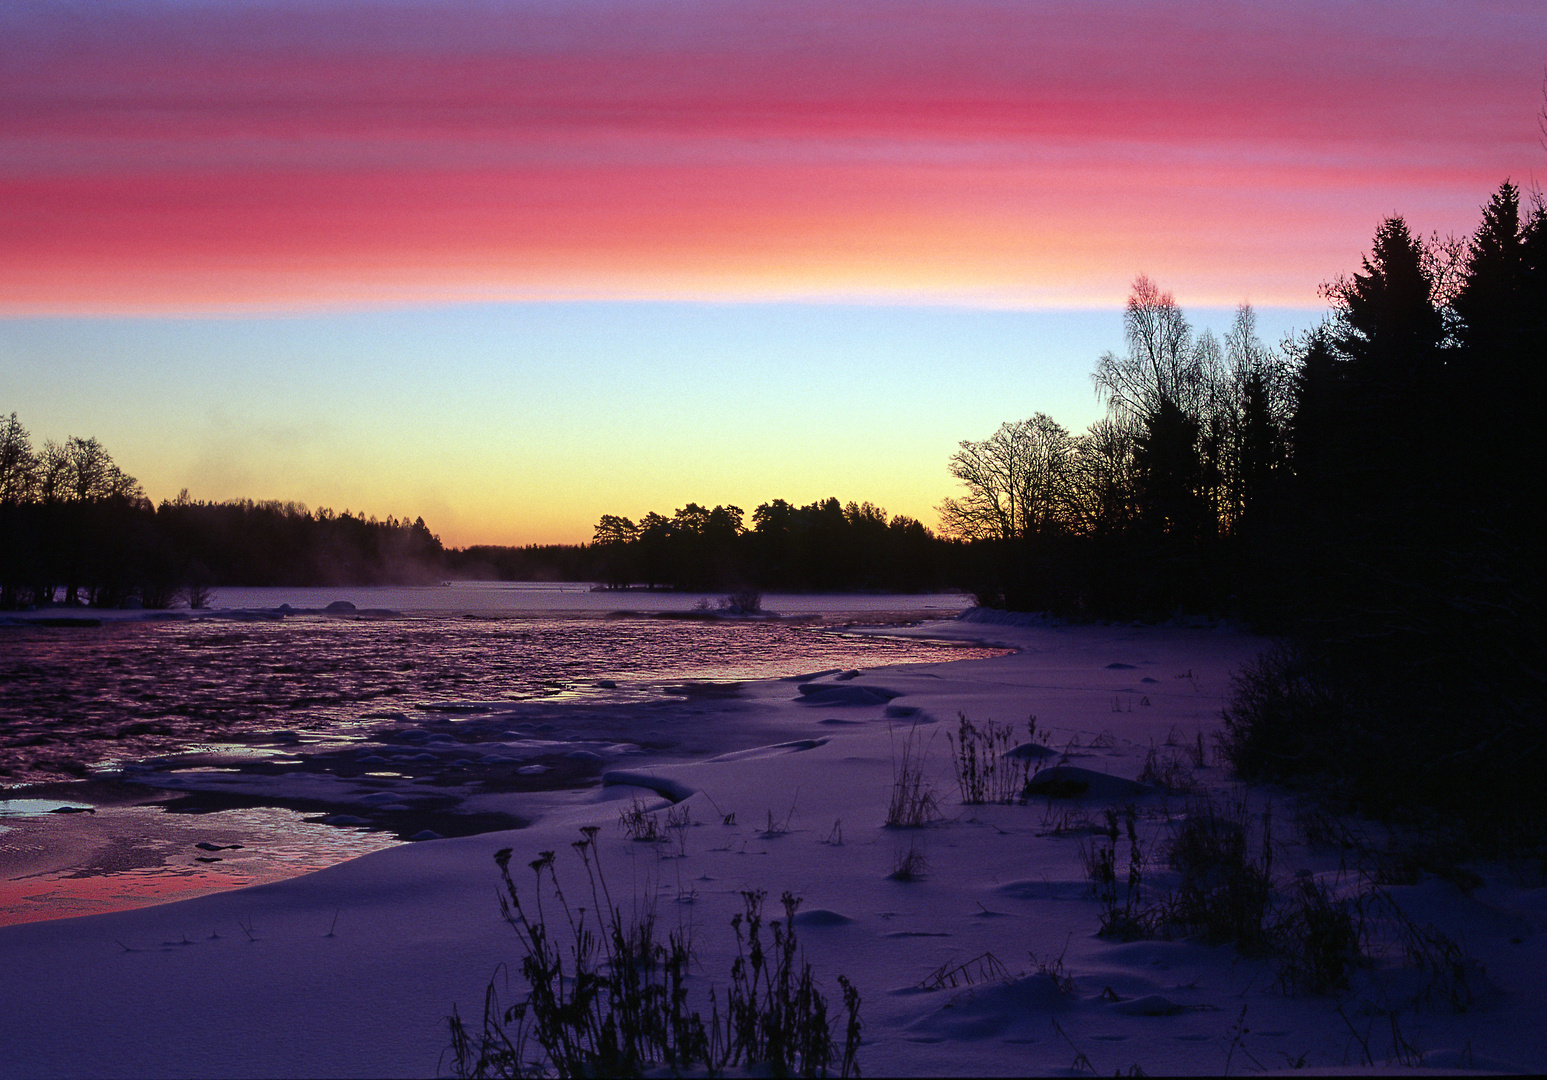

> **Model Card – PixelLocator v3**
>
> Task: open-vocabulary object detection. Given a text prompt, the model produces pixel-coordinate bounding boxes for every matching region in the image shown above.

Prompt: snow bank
[3,619,1544,1077]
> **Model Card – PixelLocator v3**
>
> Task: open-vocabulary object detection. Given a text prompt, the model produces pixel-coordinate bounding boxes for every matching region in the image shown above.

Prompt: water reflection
[0,800,401,926]
[0,614,1000,785]
[0,603,1002,924]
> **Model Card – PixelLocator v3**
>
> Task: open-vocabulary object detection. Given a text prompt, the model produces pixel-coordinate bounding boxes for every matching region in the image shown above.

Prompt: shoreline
[6,617,1546,1077]
[0,607,1003,926]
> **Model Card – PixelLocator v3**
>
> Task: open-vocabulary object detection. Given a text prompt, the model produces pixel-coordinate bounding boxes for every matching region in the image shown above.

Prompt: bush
[1275,874,1363,994]
[1073,791,1372,998]
[1137,746,1199,792]
[1080,794,1280,949]
[1222,636,1547,850]
[448,830,861,1078]
[1080,804,1153,940]
[1219,642,1348,785]
[947,714,1035,805]
[717,589,763,615]
[888,840,929,882]
[1163,793,1275,949]
[885,723,942,828]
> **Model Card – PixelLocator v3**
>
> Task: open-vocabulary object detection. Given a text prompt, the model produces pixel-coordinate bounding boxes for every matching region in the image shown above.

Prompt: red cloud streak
[2,0,1541,311]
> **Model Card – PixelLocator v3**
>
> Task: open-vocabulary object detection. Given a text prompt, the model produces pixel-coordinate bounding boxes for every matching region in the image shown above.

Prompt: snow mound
[995,878,1092,903]
[358,791,406,806]
[1005,741,1058,761]
[784,668,843,682]
[1420,1048,1530,1072]
[1106,993,1191,1017]
[955,607,1056,627]
[709,739,830,763]
[600,770,695,803]
[1022,765,1155,801]
[911,973,1071,1040]
[796,684,900,707]
[791,908,852,927]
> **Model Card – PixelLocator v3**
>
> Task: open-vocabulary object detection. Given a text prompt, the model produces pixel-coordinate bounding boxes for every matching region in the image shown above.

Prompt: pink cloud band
[3,1,1540,311]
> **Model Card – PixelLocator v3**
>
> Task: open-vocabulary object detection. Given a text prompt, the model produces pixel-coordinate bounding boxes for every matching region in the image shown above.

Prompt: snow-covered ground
[2,616,1543,1077]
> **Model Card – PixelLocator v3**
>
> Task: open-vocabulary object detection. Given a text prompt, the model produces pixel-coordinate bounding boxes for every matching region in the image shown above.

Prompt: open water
[1,584,985,785]
[0,586,996,923]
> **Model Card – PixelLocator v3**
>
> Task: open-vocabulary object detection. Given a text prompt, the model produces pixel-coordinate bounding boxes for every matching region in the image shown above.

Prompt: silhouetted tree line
[939,282,1297,618]
[0,420,447,607]
[444,544,602,582]
[1231,182,1546,836]
[950,179,1545,835]
[155,495,447,590]
[584,498,953,593]
[0,416,954,602]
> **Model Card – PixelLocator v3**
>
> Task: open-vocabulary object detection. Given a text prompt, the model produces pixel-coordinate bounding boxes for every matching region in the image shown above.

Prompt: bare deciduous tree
[0,413,36,504]
[35,440,71,504]
[1093,275,1208,424]
[1067,418,1138,537]
[28,435,142,504]
[938,413,1077,543]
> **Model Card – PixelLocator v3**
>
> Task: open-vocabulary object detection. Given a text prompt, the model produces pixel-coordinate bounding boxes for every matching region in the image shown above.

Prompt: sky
[2,0,1543,546]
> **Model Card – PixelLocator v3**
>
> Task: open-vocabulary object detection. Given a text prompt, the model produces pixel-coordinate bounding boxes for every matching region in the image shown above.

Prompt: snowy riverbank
[3,617,1544,1076]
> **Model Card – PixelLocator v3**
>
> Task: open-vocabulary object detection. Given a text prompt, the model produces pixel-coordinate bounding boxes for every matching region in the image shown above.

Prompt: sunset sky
[3,0,1543,545]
